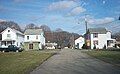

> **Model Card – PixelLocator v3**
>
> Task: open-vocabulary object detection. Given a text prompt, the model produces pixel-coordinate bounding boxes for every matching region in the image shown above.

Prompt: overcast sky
[0,0,120,34]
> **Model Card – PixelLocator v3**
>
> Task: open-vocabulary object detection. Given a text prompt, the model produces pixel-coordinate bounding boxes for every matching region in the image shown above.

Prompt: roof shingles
[24,29,43,35]
[87,28,108,34]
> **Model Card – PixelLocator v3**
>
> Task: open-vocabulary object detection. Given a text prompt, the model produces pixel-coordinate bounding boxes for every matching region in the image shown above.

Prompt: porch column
[12,41,13,45]
[6,41,7,46]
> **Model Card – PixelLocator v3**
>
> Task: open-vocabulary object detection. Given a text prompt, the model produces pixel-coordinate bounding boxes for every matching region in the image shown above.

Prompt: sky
[0,0,120,34]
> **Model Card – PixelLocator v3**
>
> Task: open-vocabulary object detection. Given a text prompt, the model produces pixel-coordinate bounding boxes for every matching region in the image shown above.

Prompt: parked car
[0,45,23,52]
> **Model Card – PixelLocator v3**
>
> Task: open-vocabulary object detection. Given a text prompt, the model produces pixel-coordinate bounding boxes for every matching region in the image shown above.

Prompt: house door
[76,43,79,49]
[29,44,33,49]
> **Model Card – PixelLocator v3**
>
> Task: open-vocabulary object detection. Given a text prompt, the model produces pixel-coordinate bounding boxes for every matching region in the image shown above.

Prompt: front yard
[0,51,55,74]
[83,50,120,67]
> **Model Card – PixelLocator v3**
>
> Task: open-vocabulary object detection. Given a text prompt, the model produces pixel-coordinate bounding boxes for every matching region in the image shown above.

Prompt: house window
[27,36,29,40]
[93,33,98,38]
[93,40,98,45]
[7,34,11,38]
[17,35,18,39]
[36,35,38,39]
[8,30,10,32]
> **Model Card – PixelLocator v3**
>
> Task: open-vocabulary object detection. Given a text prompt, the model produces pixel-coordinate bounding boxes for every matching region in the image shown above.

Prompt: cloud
[48,1,77,11]
[28,15,46,22]
[88,17,115,25]
[13,0,33,3]
[68,6,86,16]
[102,1,106,4]
[13,0,25,3]
[47,1,86,16]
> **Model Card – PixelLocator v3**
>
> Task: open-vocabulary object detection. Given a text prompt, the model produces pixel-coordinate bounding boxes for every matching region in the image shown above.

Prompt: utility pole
[85,18,88,33]
[84,14,90,49]
[85,14,88,33]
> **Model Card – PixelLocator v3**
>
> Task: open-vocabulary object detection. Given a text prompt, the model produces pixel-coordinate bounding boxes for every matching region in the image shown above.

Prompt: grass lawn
[0,51,55,74]
[83,50,120,67]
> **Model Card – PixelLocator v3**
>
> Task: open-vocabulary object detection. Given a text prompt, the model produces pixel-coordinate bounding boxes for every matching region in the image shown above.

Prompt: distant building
[75,36,85,49]
[24,29,45,50]
[45,43,57,49]
[0,27,24,47]
[85,28,116,49]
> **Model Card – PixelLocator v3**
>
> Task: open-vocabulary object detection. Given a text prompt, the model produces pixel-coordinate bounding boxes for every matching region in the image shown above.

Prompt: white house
[24,29,45,50]
[75,36,85,49]
[45,43,57,49]
[0,27,24,48]
[85,28,116,49]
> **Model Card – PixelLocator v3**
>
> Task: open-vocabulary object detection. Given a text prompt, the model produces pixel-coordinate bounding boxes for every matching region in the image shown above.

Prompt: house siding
[2,28,16,41]
[24,35,45,45]
[91,33,107,49]
[1,28,24,47]
[16,34,24,47]
[75,37,84,49]
[98,34,107,49]
[25,35,40,42]
[90,31,113,49]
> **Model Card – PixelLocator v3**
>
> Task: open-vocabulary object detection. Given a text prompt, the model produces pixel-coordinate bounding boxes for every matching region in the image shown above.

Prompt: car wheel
[16,50,19,52]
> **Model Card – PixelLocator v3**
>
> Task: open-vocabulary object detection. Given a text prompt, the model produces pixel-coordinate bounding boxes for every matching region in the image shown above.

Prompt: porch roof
[107,38,116,41]
[24,29,43,35]
[24,41,40,43]
[2,39,15,41]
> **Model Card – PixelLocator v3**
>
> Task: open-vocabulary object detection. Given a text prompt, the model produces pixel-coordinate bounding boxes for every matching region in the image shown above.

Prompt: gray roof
[24,29,43,35]
[88,28,108,34]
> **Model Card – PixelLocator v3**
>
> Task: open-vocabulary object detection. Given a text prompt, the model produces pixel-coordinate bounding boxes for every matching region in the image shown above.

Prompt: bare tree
[25,23,36,29]
[55,28,63,32]
[40,25,51,32]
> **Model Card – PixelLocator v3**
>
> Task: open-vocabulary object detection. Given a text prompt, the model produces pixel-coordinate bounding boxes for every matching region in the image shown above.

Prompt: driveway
[30,49,120,74]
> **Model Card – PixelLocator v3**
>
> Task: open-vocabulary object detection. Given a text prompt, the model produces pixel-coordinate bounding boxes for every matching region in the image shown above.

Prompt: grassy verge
[83,50,120,67]
[0,51,55,74]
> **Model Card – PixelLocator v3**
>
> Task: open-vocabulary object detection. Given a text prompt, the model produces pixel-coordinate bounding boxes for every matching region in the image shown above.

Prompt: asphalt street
[31,49,120,74]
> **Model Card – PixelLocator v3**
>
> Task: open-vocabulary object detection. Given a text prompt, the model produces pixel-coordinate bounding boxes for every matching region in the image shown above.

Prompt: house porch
[1,39,15,47]
[24,42,41,50]
[107,39,116,48]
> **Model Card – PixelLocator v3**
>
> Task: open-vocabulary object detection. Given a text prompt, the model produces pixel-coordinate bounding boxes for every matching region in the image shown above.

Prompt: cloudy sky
[0,0,120,34]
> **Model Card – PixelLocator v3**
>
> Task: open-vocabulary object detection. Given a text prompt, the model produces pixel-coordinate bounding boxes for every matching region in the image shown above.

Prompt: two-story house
[0,27,24,47]
[85,28,116,49]
[24,29,45,50]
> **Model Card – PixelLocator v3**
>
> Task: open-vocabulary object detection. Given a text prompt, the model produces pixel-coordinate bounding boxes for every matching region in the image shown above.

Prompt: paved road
[30,49,120,74]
